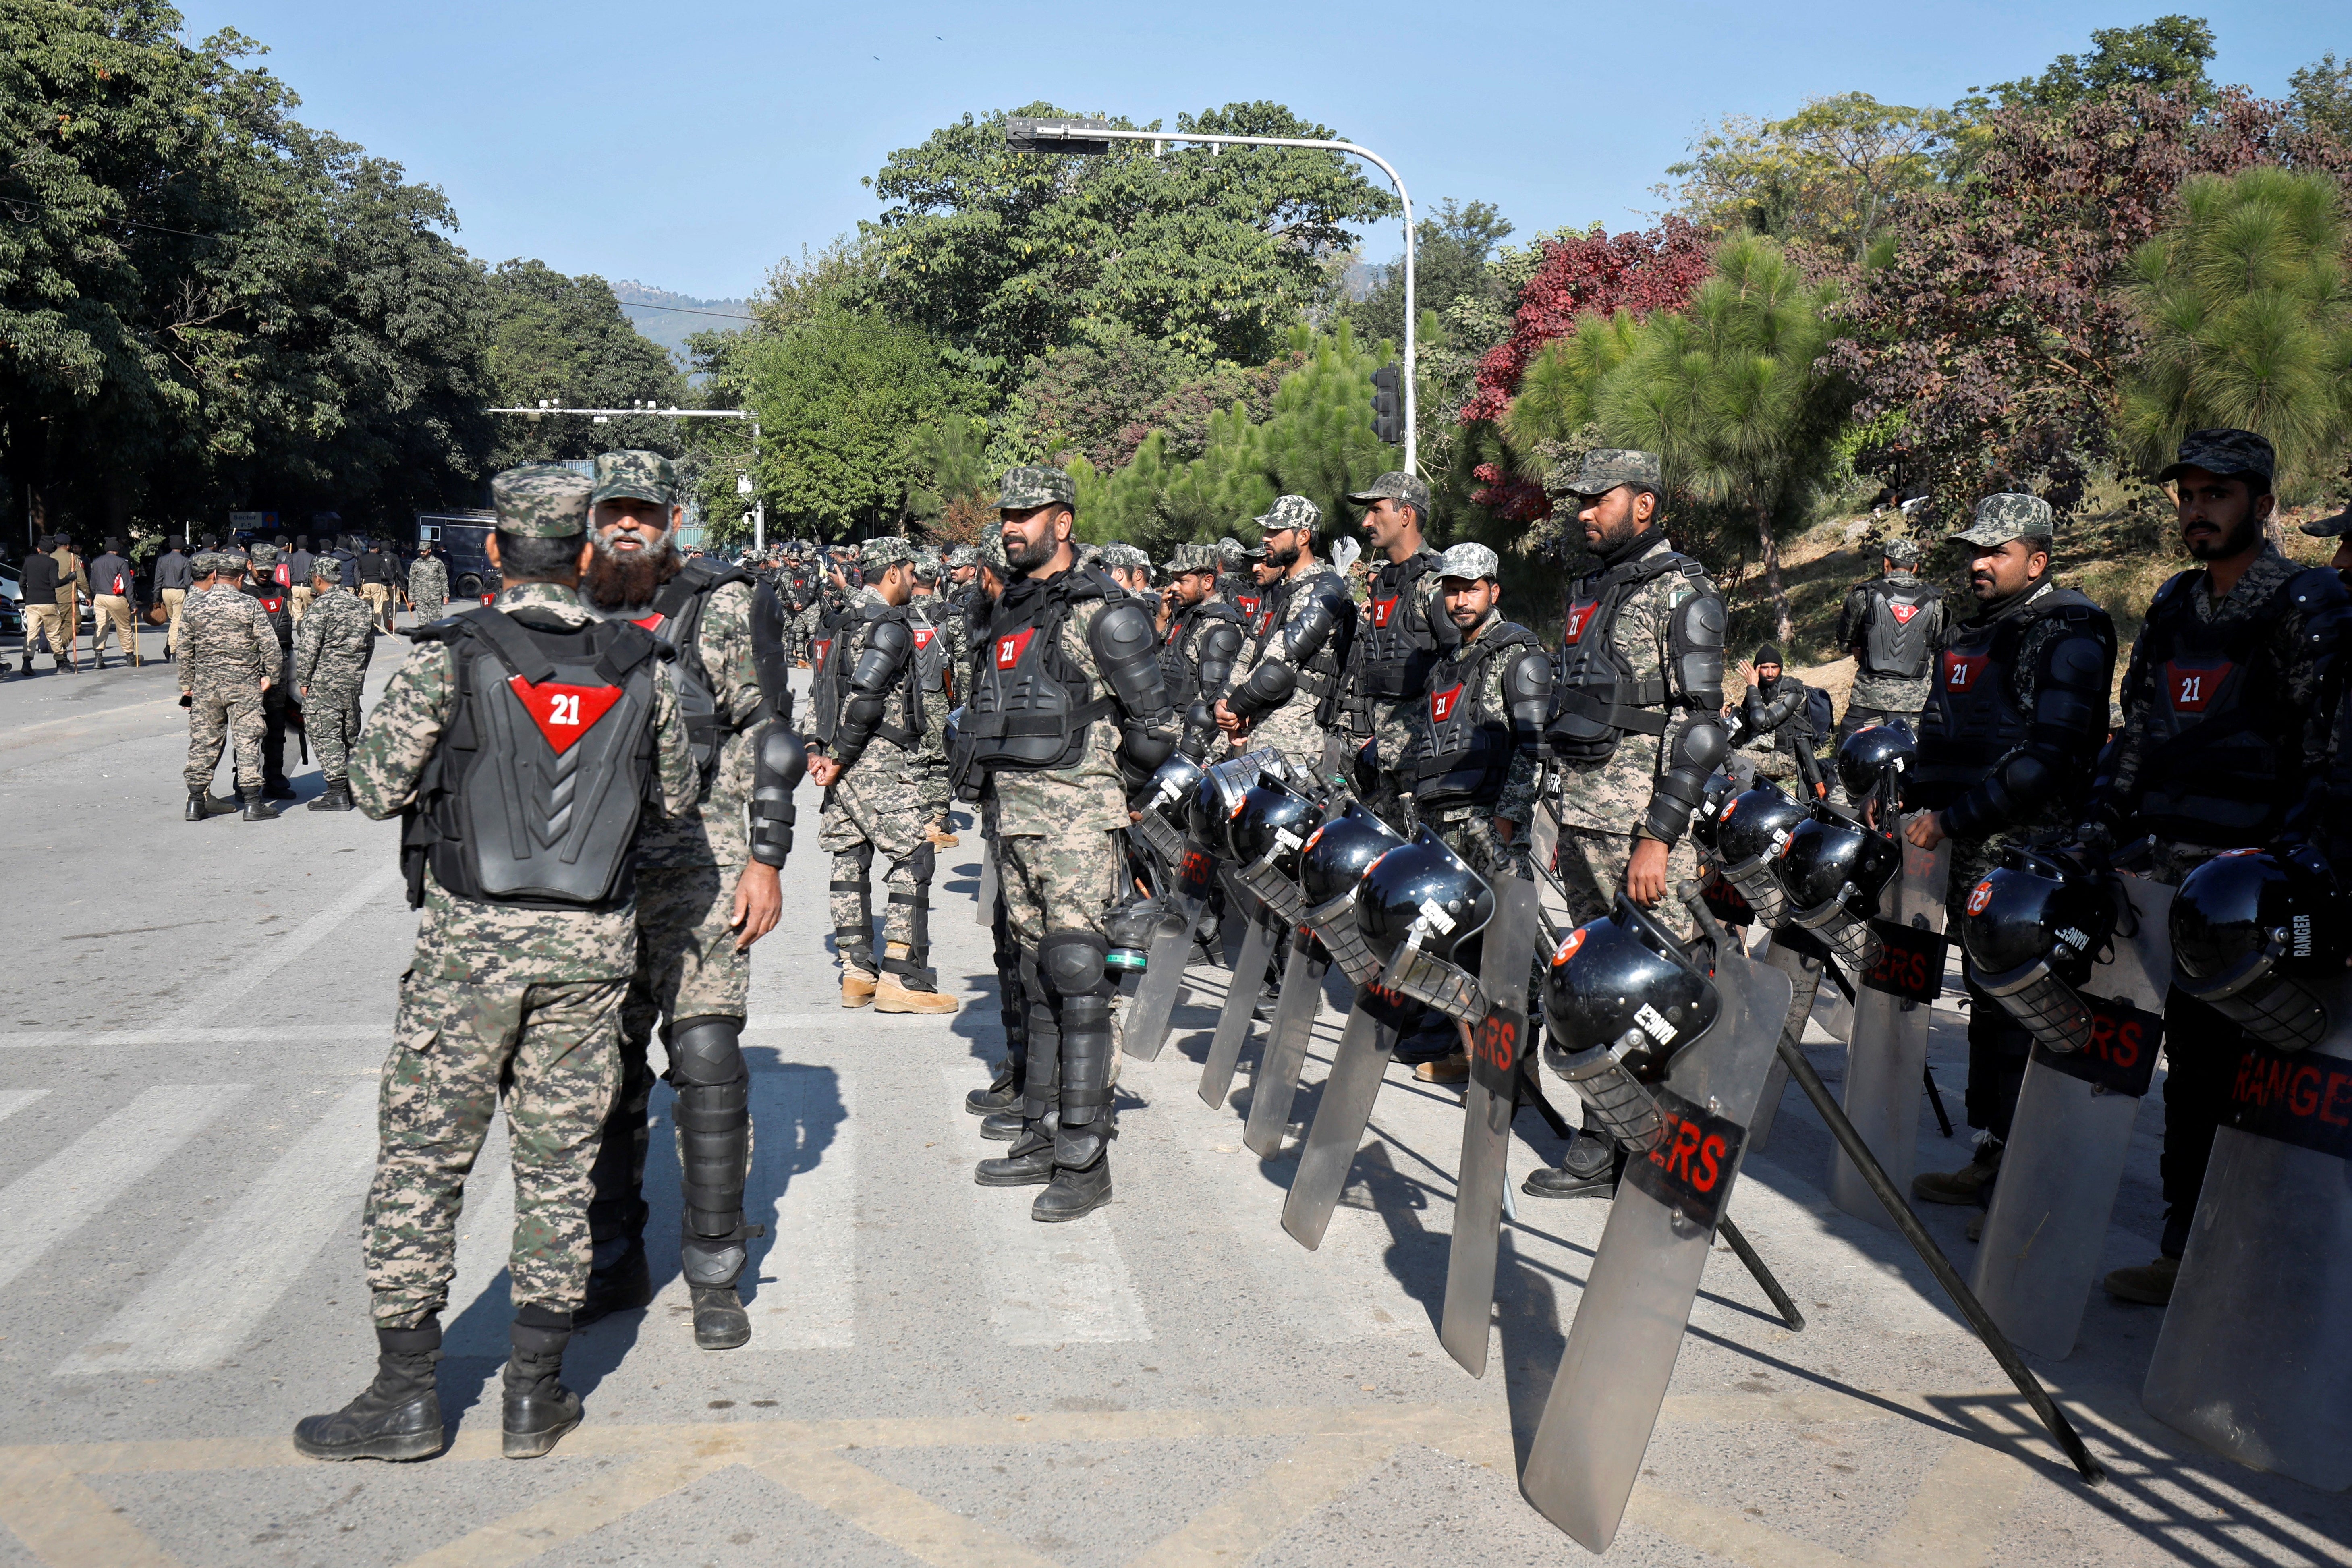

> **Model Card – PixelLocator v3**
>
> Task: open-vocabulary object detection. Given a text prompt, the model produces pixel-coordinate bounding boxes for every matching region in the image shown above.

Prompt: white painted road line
[0,1025,387,1049]
[186,865,405,1023]
[746,1068,858,1350]
[942,1068,1151,1346]
[0,1085,251,1294]
[0,1089,50,1124]
[56,1081,381,1374]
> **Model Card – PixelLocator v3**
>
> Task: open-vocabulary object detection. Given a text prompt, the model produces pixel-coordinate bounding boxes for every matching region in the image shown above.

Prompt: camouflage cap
[591,449,678,508]
[2158,428,2277,489]
[861,535,920,571]
[2300,507,2352,539]
[1166,543,1218,574]
[1560,449,1662,497]
[1100,542,1149,570]
[977,528,1010,575]
[1434,541,1501,582]
[1950,492,2055,548]
[1253,494,1322,535]
[248,543,278,570]
[1344,470,1432,517]
[1213,536,1253,562]
[946,545,977,567]
[492,463,593,538]
[1882,537,1921,565]
[190,550,221,576]
[998,465,1076,511]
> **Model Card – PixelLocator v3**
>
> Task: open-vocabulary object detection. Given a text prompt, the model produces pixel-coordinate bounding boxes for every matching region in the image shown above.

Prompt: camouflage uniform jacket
[2101,543,2341,881]
[827,584,923,801]
[1344,545,1453,736]
[350,581,698,982]
[1238,562,1348,772]
[179,582,278,686]
[985,573,1134,838]
[407,554,448,605]
[1555,537,1722,840]
[637,577,761,870]
[1416,606,1541,828]
[1837,567,1943,711]
[290,585,374,695]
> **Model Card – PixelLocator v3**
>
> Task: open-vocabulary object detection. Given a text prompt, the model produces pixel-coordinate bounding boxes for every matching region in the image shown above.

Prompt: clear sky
[175,1,2328,303]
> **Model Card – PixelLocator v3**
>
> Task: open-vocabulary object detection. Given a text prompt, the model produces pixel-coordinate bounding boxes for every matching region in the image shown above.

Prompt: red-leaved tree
[1461,218,1713,519]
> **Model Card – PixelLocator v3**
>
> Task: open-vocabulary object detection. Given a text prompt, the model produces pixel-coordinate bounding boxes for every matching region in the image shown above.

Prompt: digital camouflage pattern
[1255,494,1322,535]
[1421,605,1542,829]
[1356,551,1451,832]
[491,464,593,538]
[638,577,762,870]
[290,584,375,782]
[1559,448,1662,496]
[624,864,747,1035]
[997,465,1076,510]
[1557,824,1699,942]
[1236,563,1344,779]
[910,598,956,822]
[591,448,676,506]
[1345,471,1431,516]
[1165,543,1217,575]
[860,535,920,572]
[989,590,1132,839]
[1838,565,1941,713]
[2158,427,2276,487]
[1435,541,1500,581]
[996,824,1121,950]
[407,554,448,622]
[1951,492,2054,547]
[180,581,278,790]
[819,586,927,950]
[1882,537,1921,565]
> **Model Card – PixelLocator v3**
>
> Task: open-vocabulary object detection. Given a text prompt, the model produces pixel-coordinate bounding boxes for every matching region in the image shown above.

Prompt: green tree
[2292,53,2352,143]
[865,102,1397,390]
[1346,198,1515,351]
[1665,94,1957,261]
[1967,15,2217,113]
[2119,166,2352,492]
[483,260,691,469]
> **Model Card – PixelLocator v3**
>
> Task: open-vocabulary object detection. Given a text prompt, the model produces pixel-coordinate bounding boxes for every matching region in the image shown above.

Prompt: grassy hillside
[613,280,753,373]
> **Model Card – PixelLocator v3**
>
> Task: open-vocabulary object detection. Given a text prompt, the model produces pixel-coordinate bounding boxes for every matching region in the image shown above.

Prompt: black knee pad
[665,1016,746,1089]
[909,841,936,886]
[1039,931,1111,1002]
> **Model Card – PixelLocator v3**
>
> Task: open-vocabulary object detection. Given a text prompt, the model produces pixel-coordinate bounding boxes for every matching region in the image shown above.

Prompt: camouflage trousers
[997,828,1121,952]
[1554,825,1699,943]
[1427,805,1529,886]
[1357,700,1423,838]
[827,845,928,969]
[821,769,931,971]
[411,593,446,625]
[184,683,265,791]
[305,679,363,782]
[363,967,622,1328]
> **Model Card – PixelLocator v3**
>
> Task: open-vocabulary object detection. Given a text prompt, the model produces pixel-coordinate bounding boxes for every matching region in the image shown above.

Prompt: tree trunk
[1758,504,1794,647]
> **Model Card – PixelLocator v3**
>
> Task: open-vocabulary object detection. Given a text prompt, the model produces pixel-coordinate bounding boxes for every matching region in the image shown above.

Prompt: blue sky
[176,1,2328,302]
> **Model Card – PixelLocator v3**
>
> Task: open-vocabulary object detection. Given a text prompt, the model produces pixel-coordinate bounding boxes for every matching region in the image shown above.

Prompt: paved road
[1,621,2345,1567]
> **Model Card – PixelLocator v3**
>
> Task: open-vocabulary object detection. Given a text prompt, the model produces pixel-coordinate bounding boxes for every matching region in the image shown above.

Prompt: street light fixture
[485,406,768,549]
[1004,116,1419,474]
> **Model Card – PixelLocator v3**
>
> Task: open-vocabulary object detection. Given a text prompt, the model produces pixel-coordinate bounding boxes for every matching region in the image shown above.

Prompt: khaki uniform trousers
[162,588,187,653]
[91,594,140,663]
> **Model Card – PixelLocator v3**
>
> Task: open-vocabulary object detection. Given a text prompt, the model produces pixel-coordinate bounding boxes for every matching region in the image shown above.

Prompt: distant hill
[612,280,755,371]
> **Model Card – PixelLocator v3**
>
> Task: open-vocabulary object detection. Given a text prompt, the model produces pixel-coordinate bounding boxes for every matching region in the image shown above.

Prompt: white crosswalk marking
[185,866,404,1022]
[56,1081,381,1374]
[0,1089,50,1123]
[745,1068,858,1349]
[440,1118,519,1355]
[0,1085,250,1294]
[941,1068,1151,1345]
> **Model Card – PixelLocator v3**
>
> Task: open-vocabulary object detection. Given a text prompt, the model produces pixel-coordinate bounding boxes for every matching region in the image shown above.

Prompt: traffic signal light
[1369,366,1402,446]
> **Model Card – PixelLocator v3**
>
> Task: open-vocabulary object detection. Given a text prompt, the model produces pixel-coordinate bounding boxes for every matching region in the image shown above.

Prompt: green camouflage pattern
[977,528,1010,575]
[363,965,623,1327]
[407,554,448,621]
[989,592,1132,838]
[1951,492,2053,546]
[996,827,1122,950]
[179,582,278,790]
[1881,538,1921,565]
[2159,427,2276,487]
[1236,563,1345,782]
[1254,494,1322,535]
[997,465,1076,511]
[249,543,279,571]
[1345,471,1431,516]
[591,448,678,506]
[1560,449,1661,496]
[291,584,375,783]
[1434,541,1500,581]
[860,535,920,571]
[623,864,749,1038]
[819,587,928,946]
[1416,607,1541,829]
[1428,807,1528,886]
[1164,543,1217,575]
[1557,823,1698,942]
[492,463,593,539]
[637,578,762,869]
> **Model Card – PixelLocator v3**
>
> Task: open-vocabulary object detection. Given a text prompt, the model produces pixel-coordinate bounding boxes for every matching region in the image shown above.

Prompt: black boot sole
[1522,1173,1616,1200]
[292,1425,445,1462]
[964,1090,1018,1115]
[974,1160,1055,1187]
[1033,1178,1113,1222]
[503,1412,581,1459]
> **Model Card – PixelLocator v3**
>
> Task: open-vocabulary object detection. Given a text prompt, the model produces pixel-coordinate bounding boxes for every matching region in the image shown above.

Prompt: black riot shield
[1195,904,1278,1107]
[1241,931,1327,1155]
[1518,948,1793,1550]
[1746,931,1826,1152]
[1831,827,1949,1226]
[2141,972,2352,1489]
[1278,1002,1396,1250]
[1971,875,2172,1359]
[1439,877,1543,1376]
[1124,749,1283,1061]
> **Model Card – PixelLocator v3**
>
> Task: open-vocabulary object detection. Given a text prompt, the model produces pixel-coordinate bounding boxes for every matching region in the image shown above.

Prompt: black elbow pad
[749,583,794,725]
[1228,660,1298,721]
[1641,718,1728,844]
[1090,597,1175,725]
[750,723,805,866]
[1670,589,1728,710]
[1197,622,1244,698]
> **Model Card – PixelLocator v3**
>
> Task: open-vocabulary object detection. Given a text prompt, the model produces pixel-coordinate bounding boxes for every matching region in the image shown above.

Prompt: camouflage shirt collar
[496,581,591,620]
[2198,541,2294,620]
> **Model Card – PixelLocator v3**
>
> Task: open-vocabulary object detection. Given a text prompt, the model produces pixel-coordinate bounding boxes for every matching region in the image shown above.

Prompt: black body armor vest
[1547,548,1709,766]
[960,571,1120,776]
[1159,599,1243,707]
[626,557,753,792]
[1414,624,1545,809]
[1356,549,1443,699]
[1860,575,1936,680]
[1912,587,2101,807]
[407,607,662,911]
[913,609,954,700]
[809,599,923,749]
[2126,567,2340,845]
[805,603,846,746]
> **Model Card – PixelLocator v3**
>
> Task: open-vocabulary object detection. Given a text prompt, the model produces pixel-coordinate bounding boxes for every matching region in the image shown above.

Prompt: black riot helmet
[2171,846,2346,1051]
[1353,828,1497,1022]
[1837,719,1916,812]
[1188,747,1283,843]
[1133,754,1203,863]
[1228,774,1322,924]
[1541,896,1723,1151]
[1688,770,1739,855]
[1960,847,2115,1053]
[1713,782,1808,929]
[1776,808,1902,970]
[1297,802,1408,984]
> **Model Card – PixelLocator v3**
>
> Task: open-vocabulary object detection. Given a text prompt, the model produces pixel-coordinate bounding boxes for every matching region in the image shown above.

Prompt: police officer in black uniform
[1904,492,2116,1211]
[1155,542,1246,761]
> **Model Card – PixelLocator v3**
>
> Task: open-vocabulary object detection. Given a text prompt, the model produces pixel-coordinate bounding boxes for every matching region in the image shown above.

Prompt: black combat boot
[979,1109,1022,1140]
[263,774,299,802]
[976,993,1058,1186]
[502,1306,583,1458]
[185,786,212,822]
[1523,1126,1620,1200]
[969,901,1029,1114]
[1034,977,1116,1223]
[673,1017,759,1350]
[240,788,280,821]
[574,1235,651,1327]
[293,1317,444,1462]
[307,779,355,812]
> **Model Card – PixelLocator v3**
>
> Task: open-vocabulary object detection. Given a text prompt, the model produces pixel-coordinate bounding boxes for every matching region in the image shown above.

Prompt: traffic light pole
[1004,120,1416,475]
[486,407,764,549]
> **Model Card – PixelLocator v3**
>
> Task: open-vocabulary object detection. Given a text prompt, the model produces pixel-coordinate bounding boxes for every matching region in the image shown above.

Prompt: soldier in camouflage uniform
[572,451,801,1350]
[1527,452,1731,1199]
[1834,536,1943,749]
[1216,495,1354,782]
[1100,542,1154,602]
[179,550,283,823]
[808,537,958,1015]
[962,467,1177,1220]
[907,550,961,847]
[292,560,375,811]
[296,465,697,1466]
[408,541,449,627]
[1900,492,2114,1213]
[1340,471,1457,833]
